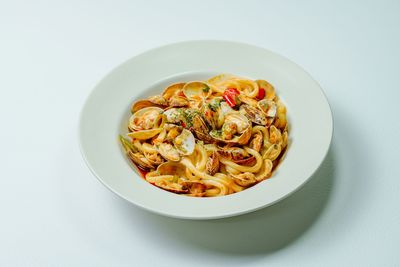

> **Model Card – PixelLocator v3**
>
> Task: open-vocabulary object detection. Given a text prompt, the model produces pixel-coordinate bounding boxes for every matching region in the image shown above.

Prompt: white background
[1,0,399,266]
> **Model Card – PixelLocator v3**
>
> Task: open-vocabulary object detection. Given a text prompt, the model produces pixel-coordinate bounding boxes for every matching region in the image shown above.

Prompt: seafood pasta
[119,74,289,197]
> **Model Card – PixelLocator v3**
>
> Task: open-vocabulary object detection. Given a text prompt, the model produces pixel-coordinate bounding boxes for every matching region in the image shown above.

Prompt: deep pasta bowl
[79,40,333,219]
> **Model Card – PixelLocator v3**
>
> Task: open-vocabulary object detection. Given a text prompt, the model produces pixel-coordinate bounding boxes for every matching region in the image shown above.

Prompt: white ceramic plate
[79,40,333,220]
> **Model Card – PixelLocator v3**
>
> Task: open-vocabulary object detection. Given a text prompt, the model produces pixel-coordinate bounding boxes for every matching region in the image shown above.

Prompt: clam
[262,143,282,161]
[225,113,251,133]
[173,129,195,155]
[230,172,257,187]
[129,107,165,131]
[162,82,186,100]
[165,125,181,141]
[128,151,155,169]
[148,95,168,106]
[240,104,267,125]
[154,179,189,194]
[127,128,163,140]
[144,152,164,166]
[217,146,248,161]
[202,103,219,130]
[157,161,187,177]
[256,79,276,100]
[273,100,287,129]
[157,143,181,162]
[164,108,183,123]
[150,162,190,193]
[131,99,163,113]
[191,115,215,143]
[119,135,155,169]
[182,81,212,100]
[206,151,220,175]
[183,181,207,197]
[169,95,189,107]
[258,99,277,118]
[210,113,252,145]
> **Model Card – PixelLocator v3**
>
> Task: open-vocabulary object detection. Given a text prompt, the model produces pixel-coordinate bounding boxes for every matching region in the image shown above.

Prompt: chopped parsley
[202,85,210,93]
[208,98,221,112]
[182,108,201,128]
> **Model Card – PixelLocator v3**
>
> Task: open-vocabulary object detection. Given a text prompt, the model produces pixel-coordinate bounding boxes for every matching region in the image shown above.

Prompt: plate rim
[78,40,333,220]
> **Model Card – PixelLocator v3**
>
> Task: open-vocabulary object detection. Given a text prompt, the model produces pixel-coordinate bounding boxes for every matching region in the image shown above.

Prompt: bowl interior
[119,71,291,180]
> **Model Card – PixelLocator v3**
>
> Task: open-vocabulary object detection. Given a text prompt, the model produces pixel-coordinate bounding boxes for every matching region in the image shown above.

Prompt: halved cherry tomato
[257,88,265,100]
[223,88,240,107]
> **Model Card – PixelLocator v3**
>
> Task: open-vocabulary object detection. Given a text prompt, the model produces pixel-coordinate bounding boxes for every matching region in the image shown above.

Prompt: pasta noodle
[119,74,289,197]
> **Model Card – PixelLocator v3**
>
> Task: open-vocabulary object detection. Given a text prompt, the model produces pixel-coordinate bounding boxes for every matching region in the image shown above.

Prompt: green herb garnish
[202,85,210,93]
[208,98,221,112]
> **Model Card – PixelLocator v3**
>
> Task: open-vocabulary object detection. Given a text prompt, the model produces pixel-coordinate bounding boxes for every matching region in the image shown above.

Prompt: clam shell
[183,81,212,100]
[162,82,186,100]
[173,129,195,155]
[148,95,168,106]
[153,177,189,194]
[164,108,183,123]
[257,99,277,118]
[131,100,163,113]
[157,143,181,161]
[249,131,263,152]
[210,126,251,145]
[129,107,165,131]
[169,95,189,107]
[157,161,187,177]
[225,113,250,133]
[206,151,220,175]
[127,151,154,169]
[127,128,163,140]
[240,104,267,125]
[236,126,252,145]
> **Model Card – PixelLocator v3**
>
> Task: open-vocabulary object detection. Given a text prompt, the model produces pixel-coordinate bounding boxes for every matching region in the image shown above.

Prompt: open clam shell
[257,99,277,118]
[127,128,163,140]
[157,143,181,162]
[210,125,251,145]
[173,129,195,156]
[131,99,164,113]
[157,161,187,177]
[183,81,212,100]
[162,82,186,100]
[129,107,165,131]
[239,104,267,125]
[210,113,252,145]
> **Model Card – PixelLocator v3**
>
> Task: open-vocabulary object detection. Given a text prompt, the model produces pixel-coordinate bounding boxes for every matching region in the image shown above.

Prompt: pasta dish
[119,74,289,197]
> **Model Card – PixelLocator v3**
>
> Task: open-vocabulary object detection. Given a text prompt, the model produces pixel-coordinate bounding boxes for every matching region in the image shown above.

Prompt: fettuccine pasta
[119,74,289,197]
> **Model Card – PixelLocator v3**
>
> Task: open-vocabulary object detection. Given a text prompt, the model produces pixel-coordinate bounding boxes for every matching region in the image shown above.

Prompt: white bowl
[79,40,333,220]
